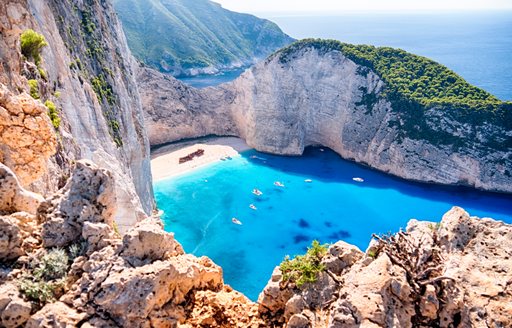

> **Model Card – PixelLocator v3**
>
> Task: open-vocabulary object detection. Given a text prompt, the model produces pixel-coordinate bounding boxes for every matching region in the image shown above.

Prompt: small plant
[68,242,86,260]
[28,79,39,99]
[18,248,69,305]
[367,249,377,258]
[112,221,121,237]
[33,248,69,280]
[38,67,47,80]
[44,100,60,129]
[19,278,59,304]
[20,29,48,66]
[54,91,61,98]
[280,240,329,287]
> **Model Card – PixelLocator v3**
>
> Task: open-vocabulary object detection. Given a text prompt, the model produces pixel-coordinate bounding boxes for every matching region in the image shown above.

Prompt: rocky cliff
[0,0,153,230]
[1,162,511,327]
[140,40,512,193]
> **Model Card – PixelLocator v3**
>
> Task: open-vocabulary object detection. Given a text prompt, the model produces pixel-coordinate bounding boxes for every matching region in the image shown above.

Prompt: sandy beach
[150,137,251,181]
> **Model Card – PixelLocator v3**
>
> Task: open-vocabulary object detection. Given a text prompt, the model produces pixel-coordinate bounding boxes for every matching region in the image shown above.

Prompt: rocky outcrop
[258,206,512,327]
[0,84,57,187]
[0,160,261,327]
[0,0,154,230]
[140,43,512,193]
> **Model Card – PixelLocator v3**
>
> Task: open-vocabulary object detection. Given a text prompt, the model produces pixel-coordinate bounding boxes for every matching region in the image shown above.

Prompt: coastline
[150,136,251,181]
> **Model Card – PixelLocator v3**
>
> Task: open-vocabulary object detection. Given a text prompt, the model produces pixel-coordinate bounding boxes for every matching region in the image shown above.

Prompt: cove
[154,147,512,301]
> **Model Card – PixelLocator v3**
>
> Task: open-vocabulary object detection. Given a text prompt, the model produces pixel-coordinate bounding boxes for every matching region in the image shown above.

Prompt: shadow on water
[240,147,512,218]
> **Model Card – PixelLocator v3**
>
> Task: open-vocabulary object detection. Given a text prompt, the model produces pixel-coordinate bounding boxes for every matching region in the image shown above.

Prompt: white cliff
[140,42,512,193]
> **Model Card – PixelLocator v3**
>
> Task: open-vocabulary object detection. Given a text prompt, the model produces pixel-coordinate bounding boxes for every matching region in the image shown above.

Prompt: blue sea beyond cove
[154,148,512,300]
[179,12,512,101]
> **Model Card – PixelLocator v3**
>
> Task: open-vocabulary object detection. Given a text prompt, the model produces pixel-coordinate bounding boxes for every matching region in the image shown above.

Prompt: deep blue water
[154,148,512,300]
[179,12,512,100]
[177,67,248,88]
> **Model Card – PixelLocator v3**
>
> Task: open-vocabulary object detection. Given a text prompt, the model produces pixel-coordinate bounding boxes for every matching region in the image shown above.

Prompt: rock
[0,163,44,215]
[121,216,184,265]
[0,84,56,188]
[0,216,23,260]
[0,283,32,328]
[25,302,86,328]
[40,160,116,247]
[322,241,363,275]
[287,314,311,328]
[82,221,117,253]
[257,267,294,315]
[420,284,439,320]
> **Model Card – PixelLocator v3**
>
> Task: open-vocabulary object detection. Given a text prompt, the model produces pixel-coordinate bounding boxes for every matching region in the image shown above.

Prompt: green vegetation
[19,248,69,304]
[44,100,61,129]
[280,240,329,287]
[113,0,293,75]
[20,29,48,66]
[276,39,502,109]
[38,68,47,80]
[274,39,512,150]
[27,79,39,99]
[91,74,115,106]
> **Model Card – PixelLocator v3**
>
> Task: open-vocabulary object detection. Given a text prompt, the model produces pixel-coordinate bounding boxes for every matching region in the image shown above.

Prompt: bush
[19,278,62,304]
[20,29,48,66]
[280,240,329,287]
[28,79,39,99]
[44,100,61,129]
[18,248,69,305]
[33,248,69,280]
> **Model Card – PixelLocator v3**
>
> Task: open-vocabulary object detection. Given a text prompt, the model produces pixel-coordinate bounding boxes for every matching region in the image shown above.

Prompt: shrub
[19,278,62,304]
[38,68,47,80]
[20,29,48,66]
[28,79,39,99]
[280,240,329,287]
[18,248,69,305]
[44,100,61,129]
[33,248,69,280]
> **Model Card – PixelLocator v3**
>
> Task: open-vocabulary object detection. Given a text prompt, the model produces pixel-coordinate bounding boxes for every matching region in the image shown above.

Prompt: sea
[155,148,512,301]
[178,11,512,101]
[163,12,512,300]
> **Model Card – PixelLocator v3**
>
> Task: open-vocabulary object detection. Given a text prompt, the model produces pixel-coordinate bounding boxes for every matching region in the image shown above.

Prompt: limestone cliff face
[0,0,153,229]
[140,45,512,193]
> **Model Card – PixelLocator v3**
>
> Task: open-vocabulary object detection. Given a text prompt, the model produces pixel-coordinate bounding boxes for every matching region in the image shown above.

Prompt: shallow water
[177,67,247,88]
[154,148,512,300]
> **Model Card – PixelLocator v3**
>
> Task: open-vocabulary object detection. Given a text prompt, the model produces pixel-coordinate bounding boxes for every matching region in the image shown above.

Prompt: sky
[213,0,512,14]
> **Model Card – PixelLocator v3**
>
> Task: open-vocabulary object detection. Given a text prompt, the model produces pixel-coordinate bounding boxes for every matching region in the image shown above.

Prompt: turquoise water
[154,148,512,300]
[177,67,248,88]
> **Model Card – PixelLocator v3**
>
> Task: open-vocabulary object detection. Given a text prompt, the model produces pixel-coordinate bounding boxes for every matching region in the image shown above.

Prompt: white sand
[150,137,251,181]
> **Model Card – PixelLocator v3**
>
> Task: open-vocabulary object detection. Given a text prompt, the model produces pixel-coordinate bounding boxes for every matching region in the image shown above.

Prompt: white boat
[274,181,285,187]
[319,148,325,152]
[156,210,164,217]
[252,188,263,196]
[231,218,242,225]
[304,179,313,183]
[249,204,257,210]
[352,177,364,183]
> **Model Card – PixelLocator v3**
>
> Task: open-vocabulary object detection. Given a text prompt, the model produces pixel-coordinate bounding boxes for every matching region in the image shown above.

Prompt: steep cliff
[140,39,512,193]
[114,0,294,76]
[0,0,154,230]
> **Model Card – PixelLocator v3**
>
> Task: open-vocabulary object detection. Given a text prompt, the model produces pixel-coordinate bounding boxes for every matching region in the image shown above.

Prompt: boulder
[0,163,44,215]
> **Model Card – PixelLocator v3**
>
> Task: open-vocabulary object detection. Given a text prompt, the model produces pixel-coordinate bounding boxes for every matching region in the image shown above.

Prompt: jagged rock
[255,207,512,328]
[258,267,294,315]
[40,160,116,247]
[25,302,86,328]
[0,283,32,328]
[288,314,311,328]
[322,241,363,275]
[420,284,439,320]
[0,84,56,188]
[0,216,23,260]
[0,163,44,215]
[185,287,262,327]
[82,222,118,253]
[120,216,184,265]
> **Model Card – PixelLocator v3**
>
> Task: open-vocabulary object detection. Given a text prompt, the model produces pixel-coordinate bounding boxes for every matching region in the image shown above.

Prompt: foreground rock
[0,160,261,327]
[259,206,512,327]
